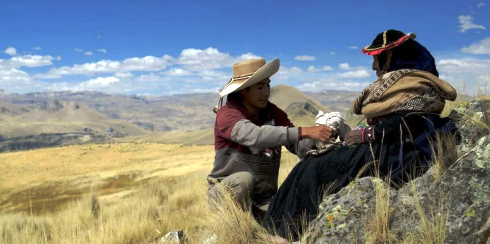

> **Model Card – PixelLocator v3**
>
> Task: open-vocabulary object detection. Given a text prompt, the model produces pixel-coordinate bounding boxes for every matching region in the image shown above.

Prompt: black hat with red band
[362,30,417,56]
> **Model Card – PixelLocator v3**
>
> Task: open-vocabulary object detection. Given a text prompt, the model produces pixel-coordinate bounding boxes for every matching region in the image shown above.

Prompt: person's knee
[227,171,255,195]
[220,172,256,206]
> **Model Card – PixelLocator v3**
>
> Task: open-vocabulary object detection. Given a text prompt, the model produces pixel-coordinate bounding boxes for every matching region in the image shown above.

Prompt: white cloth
[315,111,351,141]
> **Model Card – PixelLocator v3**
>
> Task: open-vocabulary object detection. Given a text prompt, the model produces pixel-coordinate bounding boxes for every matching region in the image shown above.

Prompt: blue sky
[0,0,489,95]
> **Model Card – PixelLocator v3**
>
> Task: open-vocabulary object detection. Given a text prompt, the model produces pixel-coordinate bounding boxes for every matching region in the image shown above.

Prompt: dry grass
[204,184,271,244]
[365,177,395,244]
[0,143,302,244]
[400,184,448,244]
[115,128,215,145]
[0,171,211,244]
[429,132,460,181]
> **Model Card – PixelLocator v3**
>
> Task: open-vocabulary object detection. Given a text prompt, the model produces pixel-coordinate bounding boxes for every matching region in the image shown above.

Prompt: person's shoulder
[216,104,245,125]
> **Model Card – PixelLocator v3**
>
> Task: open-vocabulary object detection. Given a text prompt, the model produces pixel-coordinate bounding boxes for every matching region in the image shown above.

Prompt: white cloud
[32,46,42,50]
[438,58,490,74]
[462,37,490,55]
[339,63,351,70]
[295,55,316,61]
[137,73,164,82]
[0,68,32,84]
[35,55,173,79]
[164,68,193,76]
[48,77,122,92]
[4,47,17,56]
[97,49,107,53]
[121,55,173,72]
[199,70,228,82]
[307,65,320,72]
[10,55,55,67]
[84,51,93,56]
[82,76,119,87]
[322,65,333,71]
[337,70,371,79]
[349,46,359,49]
[330,51,336,55]
[297,80,371,92]
[477,2,486,8]
[277,66,303,80]
[75,48,83,52]
[114,72,134,78]
[0,55,57,69]
[437,58,490,91]
[177,47,260,71]
[458,15,486,33]
[238,53,261,60]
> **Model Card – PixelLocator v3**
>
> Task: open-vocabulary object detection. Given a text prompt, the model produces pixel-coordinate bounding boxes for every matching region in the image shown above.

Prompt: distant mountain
[1,91,218,132]
[304,90,360,114]
[270,85,328,126]
[0,98,148,138]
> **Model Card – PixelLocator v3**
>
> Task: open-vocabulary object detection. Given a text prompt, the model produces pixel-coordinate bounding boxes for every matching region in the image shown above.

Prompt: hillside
[0,91,218,132]
[270,85,328,127]
[0,99,147,138]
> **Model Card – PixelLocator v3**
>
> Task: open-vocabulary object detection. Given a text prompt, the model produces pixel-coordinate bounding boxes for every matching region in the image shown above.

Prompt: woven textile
[353,69,456,119]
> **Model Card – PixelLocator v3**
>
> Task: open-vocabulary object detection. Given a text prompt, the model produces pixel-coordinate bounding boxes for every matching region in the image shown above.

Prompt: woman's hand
[344,130,363,146]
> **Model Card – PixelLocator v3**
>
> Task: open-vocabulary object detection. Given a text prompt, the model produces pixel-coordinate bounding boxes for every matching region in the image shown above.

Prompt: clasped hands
[301,126,363,146]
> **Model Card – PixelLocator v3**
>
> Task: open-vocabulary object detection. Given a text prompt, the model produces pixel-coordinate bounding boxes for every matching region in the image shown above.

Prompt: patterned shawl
[353,69,457,119]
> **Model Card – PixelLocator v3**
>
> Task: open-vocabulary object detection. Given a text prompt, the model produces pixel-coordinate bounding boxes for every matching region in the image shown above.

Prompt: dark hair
[226,87,251,104]
[227,91,243,104]
[377,39,439,77]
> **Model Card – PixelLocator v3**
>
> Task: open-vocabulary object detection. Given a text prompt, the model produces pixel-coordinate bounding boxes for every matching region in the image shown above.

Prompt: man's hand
[344,130,363,146]
[301,126,334,142]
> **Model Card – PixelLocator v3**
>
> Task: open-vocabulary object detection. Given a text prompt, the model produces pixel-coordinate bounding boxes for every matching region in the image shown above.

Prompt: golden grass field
[0,142,300,244]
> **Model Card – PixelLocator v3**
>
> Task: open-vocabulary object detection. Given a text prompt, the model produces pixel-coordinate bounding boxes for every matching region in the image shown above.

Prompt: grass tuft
[429,132,460,181]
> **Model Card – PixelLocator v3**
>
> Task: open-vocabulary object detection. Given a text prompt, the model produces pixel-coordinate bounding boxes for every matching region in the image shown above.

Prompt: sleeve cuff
[287,127,300,144]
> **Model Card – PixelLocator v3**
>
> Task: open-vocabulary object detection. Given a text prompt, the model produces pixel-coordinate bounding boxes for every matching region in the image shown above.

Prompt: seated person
[207,58,334,221]
[262,30,459,240]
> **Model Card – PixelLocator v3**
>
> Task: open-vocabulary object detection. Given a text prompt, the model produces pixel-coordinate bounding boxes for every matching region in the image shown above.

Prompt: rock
[450,99,490,153]
[438,136,490,244]
[305,177,394,243]
[159,230,185,244]
[305,135,490,244]
[203,234,217,244]
[106,127,114,133]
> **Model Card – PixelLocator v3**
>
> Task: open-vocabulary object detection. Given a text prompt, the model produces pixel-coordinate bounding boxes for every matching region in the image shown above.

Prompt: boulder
[449,99,490,153]
[305,135,490,243]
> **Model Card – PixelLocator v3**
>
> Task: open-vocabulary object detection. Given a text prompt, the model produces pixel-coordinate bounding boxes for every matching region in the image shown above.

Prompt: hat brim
[219,58,280,98]
[362,33,416,56]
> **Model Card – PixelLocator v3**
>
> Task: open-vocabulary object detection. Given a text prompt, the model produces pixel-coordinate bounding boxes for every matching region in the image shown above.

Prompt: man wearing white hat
[207,58,334,220]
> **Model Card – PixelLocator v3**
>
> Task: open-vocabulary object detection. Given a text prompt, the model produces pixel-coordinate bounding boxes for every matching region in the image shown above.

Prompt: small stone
[159,230,185,244]
[203,234,217,244]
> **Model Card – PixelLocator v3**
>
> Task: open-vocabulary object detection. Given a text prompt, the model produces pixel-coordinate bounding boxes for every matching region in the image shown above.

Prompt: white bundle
[315,111,351,141]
